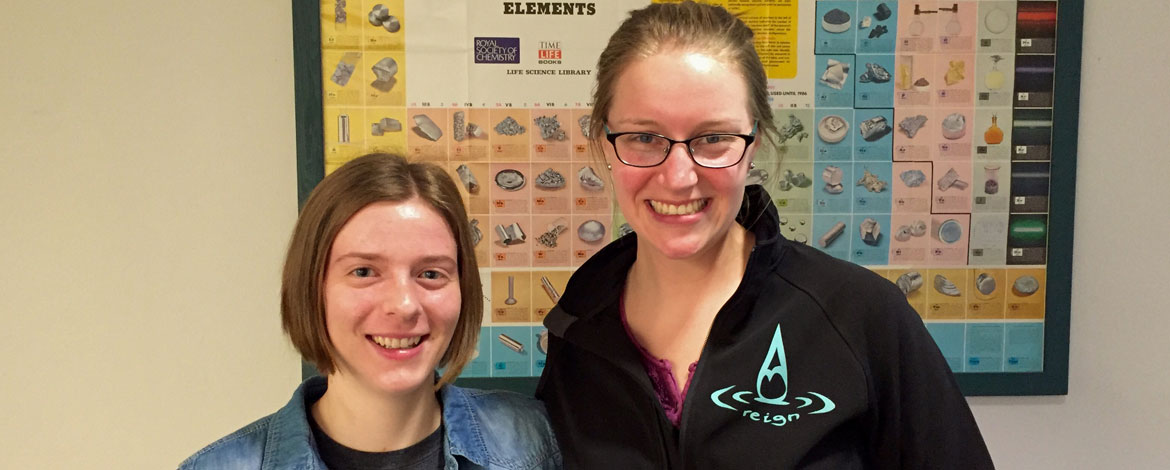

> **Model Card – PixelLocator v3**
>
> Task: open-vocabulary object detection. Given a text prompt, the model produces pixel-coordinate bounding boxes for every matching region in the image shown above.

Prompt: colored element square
[490,326,533,377]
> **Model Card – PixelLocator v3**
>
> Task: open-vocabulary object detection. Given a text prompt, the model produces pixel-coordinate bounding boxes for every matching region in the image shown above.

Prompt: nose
[381,277,422,319]
[658,141,699,189]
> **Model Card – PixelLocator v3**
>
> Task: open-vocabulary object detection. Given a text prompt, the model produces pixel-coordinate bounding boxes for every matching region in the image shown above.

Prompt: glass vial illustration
[984,164,1001,195]
[944,13,961,35]
[984,114,1004,145]
[908,7,925,37]
[986,55,1005,90]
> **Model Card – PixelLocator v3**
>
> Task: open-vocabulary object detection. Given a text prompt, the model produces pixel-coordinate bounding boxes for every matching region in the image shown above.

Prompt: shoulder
[551,233,634,324]
[771,240,906,316]
[179,377,325,470]
[178,414,273,470]
[765,239,927,364]
[443,386,561,469]
[562,234,634,297]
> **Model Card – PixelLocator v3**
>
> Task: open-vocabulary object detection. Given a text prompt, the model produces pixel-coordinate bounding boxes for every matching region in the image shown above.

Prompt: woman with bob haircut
[536,2,992,469]
[182,153,560,469]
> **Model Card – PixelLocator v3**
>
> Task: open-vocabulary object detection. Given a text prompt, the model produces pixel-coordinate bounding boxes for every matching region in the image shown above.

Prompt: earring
[749,162,756,169]
[606,163,612,170]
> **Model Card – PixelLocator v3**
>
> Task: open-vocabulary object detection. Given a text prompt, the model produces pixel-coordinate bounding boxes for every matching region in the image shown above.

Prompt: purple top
[620,293,697,427]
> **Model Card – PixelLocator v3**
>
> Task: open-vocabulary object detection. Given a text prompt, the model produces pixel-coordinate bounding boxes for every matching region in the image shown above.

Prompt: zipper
[676,245,764,469]
[611,329,676,467]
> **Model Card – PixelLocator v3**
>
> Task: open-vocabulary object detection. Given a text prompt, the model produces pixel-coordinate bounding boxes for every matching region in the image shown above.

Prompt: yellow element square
[926,269,967,319]
[532,271,571,323]
[886,269,928,319]
[361,0,406,50]
[324,107,369,170]
[363,108,408,156]
[319,0,361,48]
[491,271,532,323]
[1006,268,1045,319]
[967,268,1006,320]
[364,51,406,107]
[322,50,364,106]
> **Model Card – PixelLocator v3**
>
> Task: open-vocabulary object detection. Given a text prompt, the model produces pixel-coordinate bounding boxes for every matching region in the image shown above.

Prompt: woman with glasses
[536,2,992,468]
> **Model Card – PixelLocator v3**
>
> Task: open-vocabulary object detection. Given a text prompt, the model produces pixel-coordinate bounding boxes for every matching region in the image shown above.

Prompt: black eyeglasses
[604,122,757,168]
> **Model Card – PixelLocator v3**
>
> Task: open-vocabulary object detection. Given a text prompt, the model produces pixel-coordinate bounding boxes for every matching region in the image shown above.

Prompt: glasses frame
[603,122,758,169]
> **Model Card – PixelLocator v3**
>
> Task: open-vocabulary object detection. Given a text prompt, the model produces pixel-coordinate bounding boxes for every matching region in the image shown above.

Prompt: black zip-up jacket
[537,185,994,469]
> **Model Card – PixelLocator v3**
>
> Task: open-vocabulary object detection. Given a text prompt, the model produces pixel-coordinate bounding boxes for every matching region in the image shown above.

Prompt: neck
[311,374,442,452]
[629,223,755,299]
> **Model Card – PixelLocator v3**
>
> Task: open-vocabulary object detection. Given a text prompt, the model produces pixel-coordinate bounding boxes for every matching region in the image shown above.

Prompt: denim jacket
[180,377,561,469]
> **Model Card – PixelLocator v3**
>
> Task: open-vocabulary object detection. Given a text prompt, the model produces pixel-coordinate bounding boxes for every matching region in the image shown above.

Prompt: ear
[743,134,764,168]
[744,146,758,169]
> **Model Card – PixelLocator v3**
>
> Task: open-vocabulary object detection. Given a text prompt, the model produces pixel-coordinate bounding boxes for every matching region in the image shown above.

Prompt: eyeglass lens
[613,133,747,167]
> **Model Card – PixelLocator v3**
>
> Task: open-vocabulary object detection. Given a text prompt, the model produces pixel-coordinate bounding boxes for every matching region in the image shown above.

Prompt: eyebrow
[333,252,382,263]
[610,117,745,130]
[332,252,457,267]
[417,255,458,268]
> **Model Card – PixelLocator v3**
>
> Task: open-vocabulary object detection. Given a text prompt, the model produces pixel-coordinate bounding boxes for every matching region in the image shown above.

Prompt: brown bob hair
[588,1,777,154]
[281,153,482,387]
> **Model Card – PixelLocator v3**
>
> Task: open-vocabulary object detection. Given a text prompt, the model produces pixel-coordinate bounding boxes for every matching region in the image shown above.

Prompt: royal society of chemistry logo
[709,324,836,427]
[473,37,520,64]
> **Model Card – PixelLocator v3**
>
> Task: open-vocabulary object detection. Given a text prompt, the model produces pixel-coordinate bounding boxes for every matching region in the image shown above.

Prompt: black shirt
[307,411,444,470]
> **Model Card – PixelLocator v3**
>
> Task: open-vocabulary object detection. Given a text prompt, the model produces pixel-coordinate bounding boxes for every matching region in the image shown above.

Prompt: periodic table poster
[293,0,1079,394]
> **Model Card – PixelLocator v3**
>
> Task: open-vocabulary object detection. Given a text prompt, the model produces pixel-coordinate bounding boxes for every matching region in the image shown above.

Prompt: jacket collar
[439,385,490,467]
[261,376,492,469]
[263,377,328,470]
[738,183,782,247]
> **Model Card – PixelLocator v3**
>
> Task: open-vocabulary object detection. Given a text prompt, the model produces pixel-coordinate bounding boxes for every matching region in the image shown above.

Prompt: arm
[865,289,995,469]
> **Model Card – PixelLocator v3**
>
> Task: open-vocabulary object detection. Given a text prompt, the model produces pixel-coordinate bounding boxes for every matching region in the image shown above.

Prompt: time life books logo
[538,40,562,64]
[474,37,520,64]
[709,324,836,428]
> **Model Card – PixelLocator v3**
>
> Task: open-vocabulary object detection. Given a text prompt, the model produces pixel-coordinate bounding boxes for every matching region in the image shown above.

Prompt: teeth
[371,335,422,349]
[649,199,707,215]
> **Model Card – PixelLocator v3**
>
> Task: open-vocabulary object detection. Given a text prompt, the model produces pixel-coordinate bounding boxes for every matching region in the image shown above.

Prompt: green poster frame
[290,0,1081,396]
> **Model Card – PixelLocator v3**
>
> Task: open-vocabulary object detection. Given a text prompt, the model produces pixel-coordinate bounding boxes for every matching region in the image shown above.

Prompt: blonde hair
[281,153,481,387]
[589,1,776,155]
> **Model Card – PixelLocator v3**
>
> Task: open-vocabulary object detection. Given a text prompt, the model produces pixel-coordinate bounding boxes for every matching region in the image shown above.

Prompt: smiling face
[322,198,461,396]
[604,50,758,259]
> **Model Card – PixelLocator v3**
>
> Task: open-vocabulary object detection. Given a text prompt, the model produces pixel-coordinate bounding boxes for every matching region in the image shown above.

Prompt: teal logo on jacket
[710,324,835,426]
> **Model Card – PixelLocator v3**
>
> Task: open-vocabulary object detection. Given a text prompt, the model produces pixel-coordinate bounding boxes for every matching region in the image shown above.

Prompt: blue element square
[813,108,856,162]
[815,2,859,54]
[855,1,898,53]
[1004,323,1044,373]
[489,326,533,377]
[462,327,493,378]
[926,322,966,372]
[812,162,853,214]
[852,108,894,160]
[854,55,896,108]
[814,55,856,108]
[850,213,890,265]
[852,162,893,213]
[965,322,1005,373]
[812,213,852,262]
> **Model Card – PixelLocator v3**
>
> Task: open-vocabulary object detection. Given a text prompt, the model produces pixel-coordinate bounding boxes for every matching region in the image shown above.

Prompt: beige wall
[0,1,302,468]
[1,0,1167,467]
